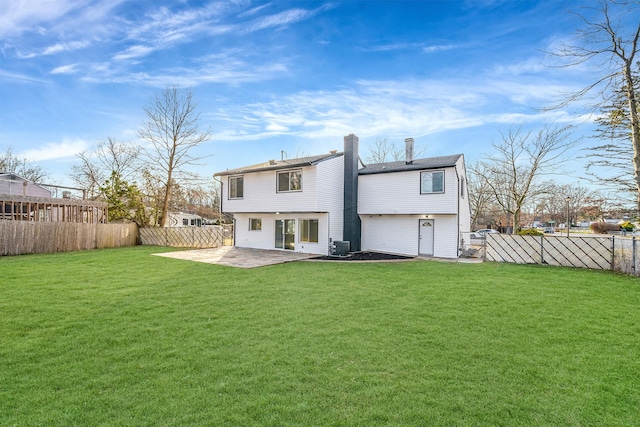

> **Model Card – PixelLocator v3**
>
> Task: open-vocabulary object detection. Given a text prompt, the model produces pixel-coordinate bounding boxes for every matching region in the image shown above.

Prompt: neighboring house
[167,212,204,227]
[0,172,107,223]
[214,134,471,258]
[0,172,52,197]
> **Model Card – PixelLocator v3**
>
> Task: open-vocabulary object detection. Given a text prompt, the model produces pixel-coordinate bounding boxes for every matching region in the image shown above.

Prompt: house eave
[214,153,344,177]
[358,154,462,175]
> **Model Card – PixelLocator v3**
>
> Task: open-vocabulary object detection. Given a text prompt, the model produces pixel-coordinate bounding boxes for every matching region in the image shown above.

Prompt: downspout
[455,165,461,257]
[327,211,331,255]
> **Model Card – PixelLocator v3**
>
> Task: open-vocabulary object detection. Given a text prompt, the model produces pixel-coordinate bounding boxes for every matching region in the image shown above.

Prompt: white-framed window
[182,218,188,226]
[229,175,244,199]
[421,171,444,194]
[299,219,318,243]
[249,218,262,231]
[277,169,302,192]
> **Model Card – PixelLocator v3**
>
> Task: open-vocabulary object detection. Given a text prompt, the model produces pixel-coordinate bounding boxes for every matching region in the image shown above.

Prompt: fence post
[540,235,544,265]
[633,237,637,275]
[611,236,615,272]
[483,237,486,260]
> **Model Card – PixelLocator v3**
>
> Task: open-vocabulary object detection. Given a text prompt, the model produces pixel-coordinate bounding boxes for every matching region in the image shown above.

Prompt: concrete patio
[153,246,482,268]
[152,246,319,268]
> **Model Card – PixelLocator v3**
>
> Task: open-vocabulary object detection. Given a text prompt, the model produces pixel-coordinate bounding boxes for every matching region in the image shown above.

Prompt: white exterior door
[419,219,434,256]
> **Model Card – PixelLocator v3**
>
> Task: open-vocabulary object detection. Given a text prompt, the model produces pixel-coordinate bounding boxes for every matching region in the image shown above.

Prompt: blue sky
[0,0,623,186]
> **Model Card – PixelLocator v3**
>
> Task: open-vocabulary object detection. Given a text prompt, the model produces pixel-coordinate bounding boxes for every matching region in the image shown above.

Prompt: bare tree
[535,183,595,227]
[585,83,637,194]
[138,87,212,227]
[365,138,425,163]
[476,125,578,233]
[0,146,47,183]
[550,0,640,210]
[71,137,140,198]
[467,161,496,230]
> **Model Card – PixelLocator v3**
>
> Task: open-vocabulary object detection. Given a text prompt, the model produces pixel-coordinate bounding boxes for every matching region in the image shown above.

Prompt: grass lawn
[1,247,639,426]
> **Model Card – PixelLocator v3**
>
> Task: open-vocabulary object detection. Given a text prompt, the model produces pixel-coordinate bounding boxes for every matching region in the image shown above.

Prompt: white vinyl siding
[234,213,329,255]
[456,156,471,236]
[358,168,459,215]
[223,167,316,212]
[316,156,344,242]
[222,156,343,217]
[361,214,459,258]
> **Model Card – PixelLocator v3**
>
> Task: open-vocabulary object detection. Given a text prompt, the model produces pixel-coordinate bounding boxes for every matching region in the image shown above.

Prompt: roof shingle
[359,154,462,175]
[214,152,343,176]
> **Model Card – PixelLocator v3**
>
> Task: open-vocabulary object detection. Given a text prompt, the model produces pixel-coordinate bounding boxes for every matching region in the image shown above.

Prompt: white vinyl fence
[463,233,640,276]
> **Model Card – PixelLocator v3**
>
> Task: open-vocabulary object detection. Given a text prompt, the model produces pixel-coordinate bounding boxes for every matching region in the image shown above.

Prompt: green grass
[1,247,639,426]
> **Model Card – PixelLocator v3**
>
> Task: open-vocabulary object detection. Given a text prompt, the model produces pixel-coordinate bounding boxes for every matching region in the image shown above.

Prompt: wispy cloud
[212,72,586,144]
[50,63,79,75]
[0,0,86,38]
[362,42,460,54]
[237,3,272,18]
[112,45,155,61]
[18,40,91,58]
[85,47,289,87]
[19,139,89,161]
[0,68,47,83]
[42,40,90,55]
[241,8,315,33]
[422,44,457,53]
[362,42,425,52]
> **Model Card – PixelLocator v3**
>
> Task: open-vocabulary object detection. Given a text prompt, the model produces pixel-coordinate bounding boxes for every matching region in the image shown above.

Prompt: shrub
[620,221,635,232]
[590,222,621,234]
[518,229,543,236]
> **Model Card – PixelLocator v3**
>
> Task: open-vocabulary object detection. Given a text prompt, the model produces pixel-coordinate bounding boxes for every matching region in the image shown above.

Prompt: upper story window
[277,169,302,192]
[229,175,244,199]
[421,171,444,194]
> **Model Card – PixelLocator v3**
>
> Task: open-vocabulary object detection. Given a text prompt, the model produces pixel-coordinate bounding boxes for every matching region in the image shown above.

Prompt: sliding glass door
[275,219,295,250]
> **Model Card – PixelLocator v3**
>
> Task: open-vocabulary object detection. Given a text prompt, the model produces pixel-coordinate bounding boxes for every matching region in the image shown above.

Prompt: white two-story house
[214,134,471,258]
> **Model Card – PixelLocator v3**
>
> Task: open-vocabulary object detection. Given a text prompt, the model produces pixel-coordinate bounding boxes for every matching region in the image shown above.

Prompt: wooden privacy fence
[138,226,232,248]
[0,221,137,256]
[483,234,640,275]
